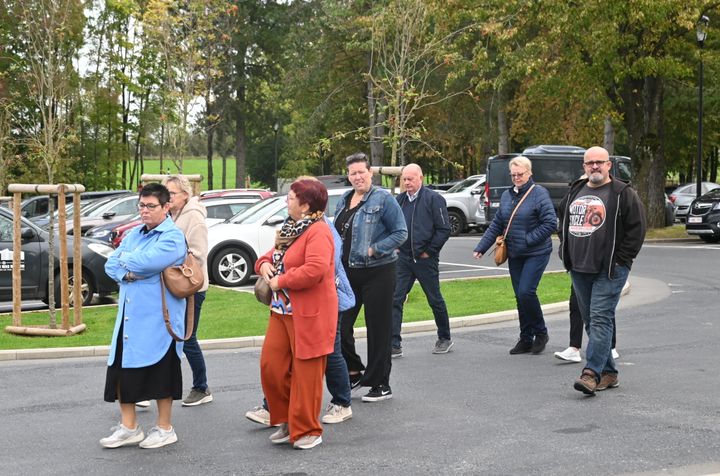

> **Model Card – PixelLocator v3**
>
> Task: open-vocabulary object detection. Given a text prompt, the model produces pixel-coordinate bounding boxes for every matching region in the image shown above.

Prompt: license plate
[688,216,702,223]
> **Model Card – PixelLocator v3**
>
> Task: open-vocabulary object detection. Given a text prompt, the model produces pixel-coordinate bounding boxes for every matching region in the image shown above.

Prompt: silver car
[437,175,486,236]
[669,182,720,222]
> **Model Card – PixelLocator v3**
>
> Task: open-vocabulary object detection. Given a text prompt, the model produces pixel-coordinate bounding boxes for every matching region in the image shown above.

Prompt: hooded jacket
[558,175,646,278]
[172,195,209,292]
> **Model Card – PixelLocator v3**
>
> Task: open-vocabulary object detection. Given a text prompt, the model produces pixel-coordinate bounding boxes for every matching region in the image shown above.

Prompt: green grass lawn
[141,157,242,192]
[0,273,571,350]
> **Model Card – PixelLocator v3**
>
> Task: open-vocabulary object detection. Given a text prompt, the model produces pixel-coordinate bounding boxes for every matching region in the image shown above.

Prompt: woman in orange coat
[255,179,337,450]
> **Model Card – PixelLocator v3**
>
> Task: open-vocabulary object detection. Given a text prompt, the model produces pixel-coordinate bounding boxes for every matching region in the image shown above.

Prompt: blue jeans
[571,265,630,380]
[392,254,450,348]
[507,253,550,342]
[325,313,351,407]
[183,291,208,391]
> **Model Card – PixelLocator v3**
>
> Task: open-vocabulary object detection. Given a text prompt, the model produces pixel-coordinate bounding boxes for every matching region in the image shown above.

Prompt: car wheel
[211,247,252,286]
[53,271,95,307]
[448,210,465,237]
[699,235,720,243]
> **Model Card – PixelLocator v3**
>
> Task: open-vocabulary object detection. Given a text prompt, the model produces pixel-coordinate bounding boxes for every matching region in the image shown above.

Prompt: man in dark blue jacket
[391,164,453,356]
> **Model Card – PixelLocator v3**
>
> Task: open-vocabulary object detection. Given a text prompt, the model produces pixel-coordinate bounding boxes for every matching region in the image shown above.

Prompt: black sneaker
[509,340,533,355]
[362,385,392,402]
[349,372,363,390]
[531,334,549,354]
[391,346,403,358]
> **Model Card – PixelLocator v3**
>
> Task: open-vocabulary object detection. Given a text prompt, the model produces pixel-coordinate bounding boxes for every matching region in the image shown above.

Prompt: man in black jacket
[391,164,453,357]
[559,146,646,396]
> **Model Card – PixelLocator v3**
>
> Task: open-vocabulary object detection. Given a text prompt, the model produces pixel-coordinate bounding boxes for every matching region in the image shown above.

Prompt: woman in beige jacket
[162,175,212,407]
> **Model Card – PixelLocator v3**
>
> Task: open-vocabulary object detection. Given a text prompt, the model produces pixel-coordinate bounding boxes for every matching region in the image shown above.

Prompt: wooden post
[11,191,22,326]
[73,190,82,326]
[56,186,70,329]
[6,183,87,337]
[140,174,203,196]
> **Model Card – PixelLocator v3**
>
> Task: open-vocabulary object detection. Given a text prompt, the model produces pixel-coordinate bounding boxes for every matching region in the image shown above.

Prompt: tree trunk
[234,48,247,188]
[603,116,615,155]
[206,90,215,190]
[367,78,385,168]
[497,89,509,155]
[622,76,665,228]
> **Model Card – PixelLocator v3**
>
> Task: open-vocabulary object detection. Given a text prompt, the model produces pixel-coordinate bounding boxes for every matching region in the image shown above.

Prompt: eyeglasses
[137,202,161,210]
[509,172,527,178]
[583,160,609,168]
[168,192,178,196]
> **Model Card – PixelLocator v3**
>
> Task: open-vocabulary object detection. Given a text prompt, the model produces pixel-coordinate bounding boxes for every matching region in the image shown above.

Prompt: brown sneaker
[596,372,619,391]
[573,369,597,395]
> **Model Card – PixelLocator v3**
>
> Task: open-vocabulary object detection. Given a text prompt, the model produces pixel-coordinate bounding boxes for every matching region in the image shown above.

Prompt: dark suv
[685,188,720,243]
[484,145,633,223]
[0,207,118,306]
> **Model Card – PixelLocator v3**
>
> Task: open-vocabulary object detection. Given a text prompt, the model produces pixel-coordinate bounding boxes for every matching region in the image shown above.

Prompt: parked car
[685,188,720,243]
[0,207,117,306]
[85,213,140,243]
[207,189,349,287]
[199,188,275,200]
[664,194,676,227]
[437,175,486,236]
[203,197,260,227]
[110,218,142,248]
[669,182,720,222]
[20,190,131,222]
[484,145,633,225]
[428,179,462,191]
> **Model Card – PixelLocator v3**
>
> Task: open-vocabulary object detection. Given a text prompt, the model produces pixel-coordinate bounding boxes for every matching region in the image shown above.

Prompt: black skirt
[104,321,182,403]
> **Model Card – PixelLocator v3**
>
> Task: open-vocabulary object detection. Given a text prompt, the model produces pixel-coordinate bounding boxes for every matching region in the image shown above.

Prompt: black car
[685,188,720,243]
[0,207,118,306]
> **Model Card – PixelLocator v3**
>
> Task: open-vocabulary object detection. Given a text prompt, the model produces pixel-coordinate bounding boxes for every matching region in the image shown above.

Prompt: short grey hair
[161,175,193,196]
[508,156,532,174]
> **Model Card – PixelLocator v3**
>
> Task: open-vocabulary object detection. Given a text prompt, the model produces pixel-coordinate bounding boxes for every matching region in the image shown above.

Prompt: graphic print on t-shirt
[568,195,606,237]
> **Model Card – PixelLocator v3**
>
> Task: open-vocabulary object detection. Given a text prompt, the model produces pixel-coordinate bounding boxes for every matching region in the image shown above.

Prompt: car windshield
[228,197,284,224]
[446,178,481,193]
[702,188,720,199]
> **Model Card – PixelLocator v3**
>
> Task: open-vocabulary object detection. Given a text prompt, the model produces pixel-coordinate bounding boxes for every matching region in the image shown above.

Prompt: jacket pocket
[361,205,382,224]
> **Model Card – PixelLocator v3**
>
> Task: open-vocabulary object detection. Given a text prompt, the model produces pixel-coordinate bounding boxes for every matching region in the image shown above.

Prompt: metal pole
[697,51,704,199]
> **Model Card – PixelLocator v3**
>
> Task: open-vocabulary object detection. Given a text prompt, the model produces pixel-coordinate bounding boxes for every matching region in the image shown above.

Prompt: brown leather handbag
[494,184,536,266]
[160,251,203,342]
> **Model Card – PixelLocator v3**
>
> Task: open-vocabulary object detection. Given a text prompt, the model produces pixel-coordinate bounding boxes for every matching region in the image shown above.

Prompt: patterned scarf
[269,210,324,313]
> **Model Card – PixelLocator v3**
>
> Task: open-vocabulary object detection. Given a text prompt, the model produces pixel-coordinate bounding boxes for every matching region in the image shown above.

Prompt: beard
[588,172,605,185]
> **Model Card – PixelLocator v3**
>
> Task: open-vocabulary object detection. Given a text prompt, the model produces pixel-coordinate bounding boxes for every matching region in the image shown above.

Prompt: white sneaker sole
[100,431,145,448]
[362,393,392,402]
[293,436,322,450]
[135,400,151,408]
[432,342,454,354]
[554,352,581,363]
[321,410,353,424]
[139,433,178,449]
[245,412,271,426]
[182,394,213,406]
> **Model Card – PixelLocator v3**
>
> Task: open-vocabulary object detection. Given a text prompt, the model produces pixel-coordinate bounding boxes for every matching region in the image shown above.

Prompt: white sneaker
[293,434,322,450]
[139,426,177,449]
[321,403,353,424]
[100,423,145,448]
[135,400,151,408]
[612,348,620,359]
[245,405,271,426]
[554,347,582,363]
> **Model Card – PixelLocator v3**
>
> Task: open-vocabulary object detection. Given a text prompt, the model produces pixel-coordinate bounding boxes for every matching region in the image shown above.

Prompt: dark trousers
[182,291,208,391]
[507,253,550,343]
[569,286,616,349]
[326,313,351,406]
[340,262,396,388]
[391,254,450,348]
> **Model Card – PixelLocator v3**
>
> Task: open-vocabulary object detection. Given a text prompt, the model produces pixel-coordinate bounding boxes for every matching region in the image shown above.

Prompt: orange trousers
[260,312,327,442]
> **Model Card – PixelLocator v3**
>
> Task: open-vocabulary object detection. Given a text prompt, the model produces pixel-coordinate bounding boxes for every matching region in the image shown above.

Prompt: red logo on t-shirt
[568,195,606,237]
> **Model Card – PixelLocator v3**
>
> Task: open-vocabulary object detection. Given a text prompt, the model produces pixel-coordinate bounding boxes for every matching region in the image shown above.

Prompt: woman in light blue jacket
[100,184,187,450]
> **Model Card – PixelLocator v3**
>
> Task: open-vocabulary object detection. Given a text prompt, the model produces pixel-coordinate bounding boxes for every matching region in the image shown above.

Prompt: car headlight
[713,202,720,210]
[87,229,111,238]
[88,242,115,259]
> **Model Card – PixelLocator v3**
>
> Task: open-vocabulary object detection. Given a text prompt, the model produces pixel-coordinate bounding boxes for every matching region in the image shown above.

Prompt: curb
[0,282,630,363]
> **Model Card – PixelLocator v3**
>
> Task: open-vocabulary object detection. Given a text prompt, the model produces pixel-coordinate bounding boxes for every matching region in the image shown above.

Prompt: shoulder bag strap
[503,184,536,239]
[160,275,195,342]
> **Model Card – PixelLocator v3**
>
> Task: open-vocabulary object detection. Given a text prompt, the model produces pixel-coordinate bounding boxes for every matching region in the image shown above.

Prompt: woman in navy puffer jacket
[473,156,557,355]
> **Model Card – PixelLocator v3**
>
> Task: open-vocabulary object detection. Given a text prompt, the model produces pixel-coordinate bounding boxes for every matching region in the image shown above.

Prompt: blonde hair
[508,156,532,174]
[161,175,193,196]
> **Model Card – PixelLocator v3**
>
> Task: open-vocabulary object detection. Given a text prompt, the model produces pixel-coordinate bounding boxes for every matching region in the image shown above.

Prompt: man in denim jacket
[391,164,452,357]
[334,153,407,402]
